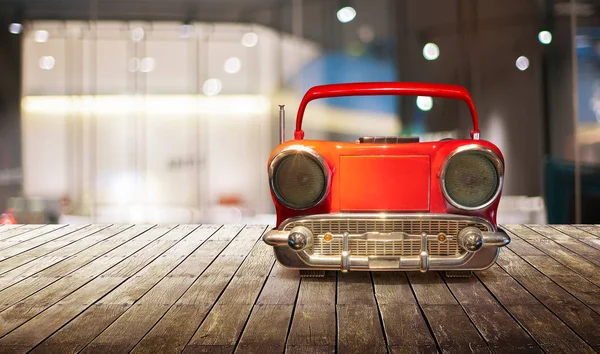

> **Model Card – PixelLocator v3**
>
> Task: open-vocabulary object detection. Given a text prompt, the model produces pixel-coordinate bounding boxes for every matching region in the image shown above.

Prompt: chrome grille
[308,238,459,257]
[428,239,460,256]
[311,239,424,256]
[283,218,488,257]
[284,219,488,235]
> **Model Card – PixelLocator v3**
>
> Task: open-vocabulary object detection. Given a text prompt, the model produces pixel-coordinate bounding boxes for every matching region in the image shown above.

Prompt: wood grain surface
[0,224,597,353]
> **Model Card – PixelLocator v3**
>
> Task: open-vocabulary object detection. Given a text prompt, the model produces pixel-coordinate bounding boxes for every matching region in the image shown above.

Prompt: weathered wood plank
[286,272,337,354]
[551,225,600,251]
[98,226,198,279]
[477,264,596,353]
[505,228,600,313]
[503,225,600,287]
[502,236,547,256]
[0,225,159,312]
[31,224,227,354]
[0,225,130,291]
[286,345,336,354]
[0,224,22,234]
[0,225,149,306]
[495,247,600,347]
[372,272,437,354]
[0,224,89,262]
[122,225,266,354]
[526,225,600,265]
[407,272,489,353]
[572,224,600,238]
[182,241,274,353]
[0,278,125,352]
[512,256,600,314]
[0,225,65,251]
[0,225,187,350]
[0,225,41,241]
[0,223,597,353]
[443,272,540,353]
[556,225,600,239]
[336,272,386,354]
[0,225,110,275]
[234,263,301,354]
[234,305,294,354]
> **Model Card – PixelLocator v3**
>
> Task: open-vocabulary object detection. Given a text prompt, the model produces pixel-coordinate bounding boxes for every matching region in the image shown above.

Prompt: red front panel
[339,155,430,211]
[271,139,503,227]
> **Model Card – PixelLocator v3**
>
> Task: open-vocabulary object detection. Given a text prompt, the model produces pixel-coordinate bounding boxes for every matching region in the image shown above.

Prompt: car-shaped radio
[263,82,509,275]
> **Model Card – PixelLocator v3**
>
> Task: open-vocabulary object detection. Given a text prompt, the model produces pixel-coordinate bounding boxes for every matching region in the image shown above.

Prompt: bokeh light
[140,57,156,73]
[39,56,55,70]
[132,27,144,41]
[358,25,375,43]
[241,32,259,47]
[337,6,357,23]
[9,23,22,34]
[202,78,222,96]
[423,43,440,60]
[224,57,242,74]
[516,56,529,71]
[538,30,552,45]
[416,96,433,111]
[35,30,49,43]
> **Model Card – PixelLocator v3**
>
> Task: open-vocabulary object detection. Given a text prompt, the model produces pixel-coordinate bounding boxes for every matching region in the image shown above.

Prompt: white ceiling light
[241,32,258,47]
[8,23,22,34]
[423,42,439,60]
[416,96,433,111]
[140,57,156,73]
[132,27,144,41]
[538,30,552,45]
[223,57,242,74]
[39,56,55,70]
[35,30,49,43]
[337,6,357,23]
[515,56,529,71]
[202,78,222,96]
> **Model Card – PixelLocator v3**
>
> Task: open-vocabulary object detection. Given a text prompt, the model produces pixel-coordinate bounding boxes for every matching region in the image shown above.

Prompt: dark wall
[396,0,545,197]
[547,4,600,162]
[0,18,23,210]
[547,14,576,161]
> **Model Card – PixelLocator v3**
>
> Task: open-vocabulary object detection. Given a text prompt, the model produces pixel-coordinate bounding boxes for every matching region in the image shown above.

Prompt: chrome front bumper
[263,213,510,272]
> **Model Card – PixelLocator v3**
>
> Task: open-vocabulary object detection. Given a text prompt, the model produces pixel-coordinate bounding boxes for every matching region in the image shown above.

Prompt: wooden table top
[0,223,599,353]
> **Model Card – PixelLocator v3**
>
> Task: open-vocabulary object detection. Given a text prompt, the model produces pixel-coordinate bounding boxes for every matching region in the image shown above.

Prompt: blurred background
[0,0,598,225]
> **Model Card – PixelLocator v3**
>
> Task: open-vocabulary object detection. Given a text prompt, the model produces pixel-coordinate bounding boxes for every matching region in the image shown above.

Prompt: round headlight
[442,148,503,210]
[269,147,329,209]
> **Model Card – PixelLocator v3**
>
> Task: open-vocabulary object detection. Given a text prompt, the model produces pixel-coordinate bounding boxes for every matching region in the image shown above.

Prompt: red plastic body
[270,139,503,226]
[339,155,430,211]
[270,82,503,229]
[294,82,480,140]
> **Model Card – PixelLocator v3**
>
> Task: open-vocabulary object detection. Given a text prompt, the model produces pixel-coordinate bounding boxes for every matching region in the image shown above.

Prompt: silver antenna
[279,105,285,143]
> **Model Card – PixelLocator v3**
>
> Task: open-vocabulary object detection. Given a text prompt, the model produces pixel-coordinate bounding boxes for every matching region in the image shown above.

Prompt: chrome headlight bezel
[440,145,504,211]
[268,145,330,210]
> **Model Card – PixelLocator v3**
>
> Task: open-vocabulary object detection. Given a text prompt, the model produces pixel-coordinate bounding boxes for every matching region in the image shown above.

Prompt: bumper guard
[263,214,510,272]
